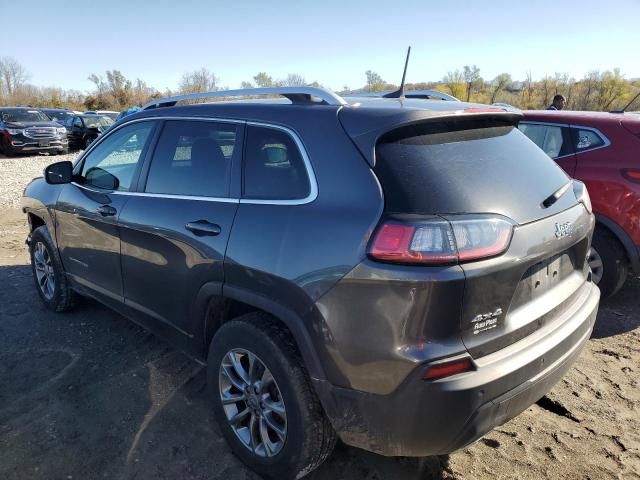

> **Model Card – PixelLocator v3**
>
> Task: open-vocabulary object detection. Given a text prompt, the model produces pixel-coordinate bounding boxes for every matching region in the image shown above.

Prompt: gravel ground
[0,155,639,479]
[0,151,82,208]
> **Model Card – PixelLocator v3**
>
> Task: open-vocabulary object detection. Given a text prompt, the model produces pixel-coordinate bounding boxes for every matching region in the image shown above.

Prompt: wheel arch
[595,214,639,274]
[191,282,328,383]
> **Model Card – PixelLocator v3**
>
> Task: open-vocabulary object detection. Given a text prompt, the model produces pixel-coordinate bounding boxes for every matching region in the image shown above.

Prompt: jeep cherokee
[22,87,600,479]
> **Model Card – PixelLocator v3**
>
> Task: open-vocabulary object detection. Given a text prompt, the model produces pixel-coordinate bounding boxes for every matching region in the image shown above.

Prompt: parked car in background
[84,110,119,121]
[519,110,640,297]
[41,108,75,124]
[116,106,142,121]
[22,87,599,479]
[63,114,114,149]
[0,107,68,156]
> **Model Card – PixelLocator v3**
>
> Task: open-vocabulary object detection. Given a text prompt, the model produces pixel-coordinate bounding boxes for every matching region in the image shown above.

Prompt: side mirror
[44,161,73,184]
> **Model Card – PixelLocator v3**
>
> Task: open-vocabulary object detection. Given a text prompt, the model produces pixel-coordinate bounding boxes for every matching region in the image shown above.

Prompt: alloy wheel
[587,247,604,285]
[219,348,287,457]
[33,241,55,300]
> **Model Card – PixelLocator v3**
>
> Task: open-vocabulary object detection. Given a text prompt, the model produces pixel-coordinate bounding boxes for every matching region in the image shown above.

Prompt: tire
[208,313,337,479]
[29,226,76,312]
[2,140,15,157]
[54,148,69,155]
[84,136,94,149]
[589,227,628,298]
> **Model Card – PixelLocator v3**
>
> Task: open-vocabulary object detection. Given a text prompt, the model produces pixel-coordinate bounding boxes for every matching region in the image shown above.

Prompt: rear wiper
[541,181,572,209]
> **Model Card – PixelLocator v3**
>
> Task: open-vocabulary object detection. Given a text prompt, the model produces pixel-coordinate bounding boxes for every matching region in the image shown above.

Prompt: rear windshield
[375,118,570,219]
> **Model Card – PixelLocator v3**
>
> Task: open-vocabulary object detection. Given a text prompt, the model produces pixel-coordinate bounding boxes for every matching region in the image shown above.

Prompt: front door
[118,119,242,336]
[55,120,156,301]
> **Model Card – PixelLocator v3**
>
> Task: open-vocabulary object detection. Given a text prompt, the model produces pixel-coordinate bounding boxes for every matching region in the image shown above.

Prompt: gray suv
[22,87,600,479]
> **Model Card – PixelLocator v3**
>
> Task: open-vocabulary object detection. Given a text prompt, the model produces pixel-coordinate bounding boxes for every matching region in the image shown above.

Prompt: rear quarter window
[243,125,311,200]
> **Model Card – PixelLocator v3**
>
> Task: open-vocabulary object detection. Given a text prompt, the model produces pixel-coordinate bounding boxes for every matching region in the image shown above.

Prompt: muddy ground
[1,205,639,480]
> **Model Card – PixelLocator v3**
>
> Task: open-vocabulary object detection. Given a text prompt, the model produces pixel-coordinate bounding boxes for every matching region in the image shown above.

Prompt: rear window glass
[375,119,570,215]
[243,125,310,200]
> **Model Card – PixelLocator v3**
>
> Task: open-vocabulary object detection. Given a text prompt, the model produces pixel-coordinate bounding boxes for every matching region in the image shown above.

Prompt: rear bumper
[315,281,599,457]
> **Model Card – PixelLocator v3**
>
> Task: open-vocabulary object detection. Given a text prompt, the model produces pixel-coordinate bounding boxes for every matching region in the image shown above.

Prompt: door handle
[97,205,117,217]
[185,220,221,236]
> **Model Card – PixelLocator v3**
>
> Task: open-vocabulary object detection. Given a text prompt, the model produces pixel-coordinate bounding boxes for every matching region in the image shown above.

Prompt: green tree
[463,65,482,102]
[253,72,274,87]
[490,73,512,104]
[365,70,385,92]
[443,70,465,99]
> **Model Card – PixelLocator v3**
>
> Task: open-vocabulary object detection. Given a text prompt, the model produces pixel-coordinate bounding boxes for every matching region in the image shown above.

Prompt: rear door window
[518,123,573,159]
[144,120,238,198]
[243,125,310,200]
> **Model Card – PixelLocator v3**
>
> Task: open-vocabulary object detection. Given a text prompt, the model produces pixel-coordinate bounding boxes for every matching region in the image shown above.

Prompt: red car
[519,110,640,297]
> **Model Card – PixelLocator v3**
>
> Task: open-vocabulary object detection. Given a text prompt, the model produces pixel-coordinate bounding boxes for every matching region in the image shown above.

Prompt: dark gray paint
[21,97,601,457]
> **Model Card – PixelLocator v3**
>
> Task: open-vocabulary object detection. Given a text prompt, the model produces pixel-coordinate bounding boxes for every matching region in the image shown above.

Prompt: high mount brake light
[369,216,514,265]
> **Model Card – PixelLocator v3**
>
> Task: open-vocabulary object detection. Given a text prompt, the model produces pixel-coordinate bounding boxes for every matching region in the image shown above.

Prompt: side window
[73,117,82,128]
[243,125,311,200]
[79,122,153,191]
[64,117,74,127]
[572,128,606,152]
[518,123,572,159]
[144,120,237,197]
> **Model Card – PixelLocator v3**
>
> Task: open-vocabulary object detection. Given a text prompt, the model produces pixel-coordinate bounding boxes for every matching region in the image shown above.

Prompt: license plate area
[38,140,50,147]
[519,251,575,300]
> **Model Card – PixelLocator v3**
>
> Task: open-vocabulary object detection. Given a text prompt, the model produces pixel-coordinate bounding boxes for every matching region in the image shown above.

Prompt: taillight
[369,215,514,265]
[572,180,593,214]
[422,357,475,381]
[621,168,640,185]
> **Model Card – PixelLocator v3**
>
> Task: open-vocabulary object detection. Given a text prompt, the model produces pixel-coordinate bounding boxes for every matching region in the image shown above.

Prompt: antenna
[610,89,640,113]
[383,46,411,99]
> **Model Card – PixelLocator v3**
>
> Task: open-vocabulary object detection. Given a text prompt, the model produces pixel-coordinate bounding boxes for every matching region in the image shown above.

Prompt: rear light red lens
[422,357,475,381]
[622,169,640,184]
[369,216,513,265]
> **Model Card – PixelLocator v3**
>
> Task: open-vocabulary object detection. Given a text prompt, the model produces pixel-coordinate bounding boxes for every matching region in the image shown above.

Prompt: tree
[253,72,274,88]
[240,81,254,89]
[0,57,29,96]
[365,70,385,92]
[443,70,465,99]
[178,68,219,94]
[490,73,512,104]
[595,69,627,111]
[463,65,482,102]
[281,73,306,86]
[88,70,133,109]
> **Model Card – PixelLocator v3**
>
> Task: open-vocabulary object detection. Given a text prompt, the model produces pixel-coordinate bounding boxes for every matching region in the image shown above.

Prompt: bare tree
[365,70,385,92]
[240,81,254,89]
[0,57,29,96]
[490,73,512,104]
[282,73,306,86]
[179,68,219,94]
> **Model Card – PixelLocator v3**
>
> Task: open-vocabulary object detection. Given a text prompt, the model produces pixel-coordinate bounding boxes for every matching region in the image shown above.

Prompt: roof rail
[142,87,347,110]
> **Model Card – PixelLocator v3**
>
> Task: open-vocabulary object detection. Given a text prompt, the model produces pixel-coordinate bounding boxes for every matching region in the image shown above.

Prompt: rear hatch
[344,111,595,358]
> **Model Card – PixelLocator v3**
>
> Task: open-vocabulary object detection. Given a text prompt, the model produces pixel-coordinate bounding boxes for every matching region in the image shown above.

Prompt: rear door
[55,120,156,301]
[118,118,242,337]
[518,121,577,176]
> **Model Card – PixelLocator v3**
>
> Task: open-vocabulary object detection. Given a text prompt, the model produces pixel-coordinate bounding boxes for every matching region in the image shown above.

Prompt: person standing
[547,94,566,110]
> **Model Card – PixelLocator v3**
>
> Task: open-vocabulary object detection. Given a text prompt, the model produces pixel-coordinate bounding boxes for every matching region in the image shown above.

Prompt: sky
[2,0,639,93]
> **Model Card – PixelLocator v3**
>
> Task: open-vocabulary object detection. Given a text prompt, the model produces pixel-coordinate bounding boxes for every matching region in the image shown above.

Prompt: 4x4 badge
[555,222,572,238]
